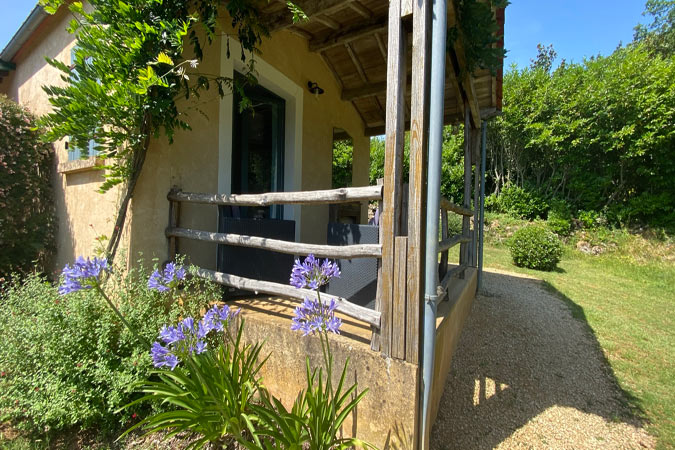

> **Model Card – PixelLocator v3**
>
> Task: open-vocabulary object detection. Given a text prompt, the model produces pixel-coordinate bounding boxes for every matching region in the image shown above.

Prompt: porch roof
[261,0,505,135]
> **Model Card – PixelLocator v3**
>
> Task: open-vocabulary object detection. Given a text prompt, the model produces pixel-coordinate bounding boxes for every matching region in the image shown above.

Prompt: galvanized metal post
[478,121,487,290]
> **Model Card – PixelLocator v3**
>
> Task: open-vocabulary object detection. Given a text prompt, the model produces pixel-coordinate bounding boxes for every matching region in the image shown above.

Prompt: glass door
[231,76,285,219]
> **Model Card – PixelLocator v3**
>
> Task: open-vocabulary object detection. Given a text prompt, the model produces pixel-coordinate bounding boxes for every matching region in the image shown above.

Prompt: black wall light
[308,81,324,97]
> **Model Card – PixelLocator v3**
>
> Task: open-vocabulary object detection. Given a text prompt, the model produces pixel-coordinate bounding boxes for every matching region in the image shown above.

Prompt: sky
[1,1,649,68]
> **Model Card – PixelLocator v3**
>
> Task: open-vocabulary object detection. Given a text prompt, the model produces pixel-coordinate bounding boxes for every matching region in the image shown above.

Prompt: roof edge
[0,5,49,63]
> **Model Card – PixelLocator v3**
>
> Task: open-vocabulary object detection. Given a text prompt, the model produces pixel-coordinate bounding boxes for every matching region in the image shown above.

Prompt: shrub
[0,95,55,277]
[484,193,504,213]
[0,257,218,432]
[509,226,563,271]
[497,185,548,220]
[547,217,572,236]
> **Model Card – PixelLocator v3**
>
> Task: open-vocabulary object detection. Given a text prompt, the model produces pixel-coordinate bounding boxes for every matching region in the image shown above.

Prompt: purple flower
[147,262,187,292]
[289,254,341,290]
[58,256,109,295]
[291,296,342,336]
[150,304,236,370]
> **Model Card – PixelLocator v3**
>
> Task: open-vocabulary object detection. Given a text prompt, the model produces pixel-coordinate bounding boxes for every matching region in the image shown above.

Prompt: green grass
[483,242,675,448]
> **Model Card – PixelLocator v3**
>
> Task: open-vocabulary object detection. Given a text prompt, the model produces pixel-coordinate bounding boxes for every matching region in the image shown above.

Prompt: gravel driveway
[430,269,655,449]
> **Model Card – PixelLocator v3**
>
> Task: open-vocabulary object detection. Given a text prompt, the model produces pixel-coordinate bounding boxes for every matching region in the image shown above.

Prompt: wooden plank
[372,0,407,355]
[168,185,382,206]
[349,1,371,18]
[264,0,353,31]
[405,0,432,365]
[460,101,471,268]
[437,264,468,302]
[309,15,388,52]
[439,210,449,279]
[315,15,340,29]
[472,126,481,267]
[392,236,408,360]
[438,233,471,253]
[319,52,344,89]
[195,268,381,328]
[167,194,180,261]
[166,227,382,258]
[401,0,413,18]
[346,42,369,83]
[374,32,387,62]
[440,197,473,216]
[341,81,386,101]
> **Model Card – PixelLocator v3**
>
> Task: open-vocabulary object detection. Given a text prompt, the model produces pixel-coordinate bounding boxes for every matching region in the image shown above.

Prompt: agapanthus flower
[58,256,109,295]
[150,303,236,370]
[291,296,342,336]
[148,262,187,292]
[290,254,341,289]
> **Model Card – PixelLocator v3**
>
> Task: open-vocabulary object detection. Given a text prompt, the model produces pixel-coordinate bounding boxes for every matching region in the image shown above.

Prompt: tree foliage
[487,40,675,226]
[0,95,55,277]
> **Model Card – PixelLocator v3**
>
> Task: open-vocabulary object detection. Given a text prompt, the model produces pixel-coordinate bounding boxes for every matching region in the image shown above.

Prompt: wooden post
[460,102,472,270]
[167,188,180,261]
[439,209,449,279]
[472,125,481,267]
[371,0,407,355]
[392,236,408,359]
[406,0,432,366]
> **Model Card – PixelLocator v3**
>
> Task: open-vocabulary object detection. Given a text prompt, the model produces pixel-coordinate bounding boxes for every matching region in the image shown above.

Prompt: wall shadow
[430,270,649,449]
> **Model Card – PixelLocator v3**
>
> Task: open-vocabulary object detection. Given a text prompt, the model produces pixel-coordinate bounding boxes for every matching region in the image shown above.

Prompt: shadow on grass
[430,270,649,449]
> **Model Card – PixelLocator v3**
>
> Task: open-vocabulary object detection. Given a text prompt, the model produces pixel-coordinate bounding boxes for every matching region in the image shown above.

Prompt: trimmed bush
[509,225,563,271]
[0,95,55,278]
[0,258,218,432]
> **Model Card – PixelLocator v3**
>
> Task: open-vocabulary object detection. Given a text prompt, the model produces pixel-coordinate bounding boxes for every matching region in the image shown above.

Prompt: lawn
[482,241,675,449]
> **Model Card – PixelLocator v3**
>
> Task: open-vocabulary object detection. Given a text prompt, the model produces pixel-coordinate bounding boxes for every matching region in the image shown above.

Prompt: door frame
[217,38,304,232]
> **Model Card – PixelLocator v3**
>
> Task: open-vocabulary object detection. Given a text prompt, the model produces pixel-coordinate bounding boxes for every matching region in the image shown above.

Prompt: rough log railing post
[460,101,472,274]
[406,0,431,366]
[371,0,407,355]
[167,187,180,261]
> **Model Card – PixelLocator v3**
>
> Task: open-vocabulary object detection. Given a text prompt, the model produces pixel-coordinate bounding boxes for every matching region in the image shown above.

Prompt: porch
[161,0,504,446]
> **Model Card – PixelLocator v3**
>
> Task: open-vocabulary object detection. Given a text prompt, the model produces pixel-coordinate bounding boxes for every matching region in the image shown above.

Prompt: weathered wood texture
[372,0,408,355]
[460,101,472,267]
[439,210,449,279]
[168,186,382,206]
[168,189,180,261]
[195,268,381,328]
[472,127,481,267]
[438,233,471,254]
[392,236,408,360]
[438,264,468,301]
[440,197,473,216]
[405,0,432,366]
[166,227,382,258]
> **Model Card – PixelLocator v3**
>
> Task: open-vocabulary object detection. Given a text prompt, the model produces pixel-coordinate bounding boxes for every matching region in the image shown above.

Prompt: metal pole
[478,121,487,290]
[421,0,447,445]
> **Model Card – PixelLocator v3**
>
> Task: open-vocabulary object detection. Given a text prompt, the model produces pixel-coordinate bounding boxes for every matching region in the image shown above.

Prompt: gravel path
[430,269,655,449]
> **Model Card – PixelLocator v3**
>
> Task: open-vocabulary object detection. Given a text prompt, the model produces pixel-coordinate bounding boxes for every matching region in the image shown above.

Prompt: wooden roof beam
[342,81,386,101]
[309,15,388,52]
[349,1,372,18]
[447,0,481,128]
[264,0,353,31]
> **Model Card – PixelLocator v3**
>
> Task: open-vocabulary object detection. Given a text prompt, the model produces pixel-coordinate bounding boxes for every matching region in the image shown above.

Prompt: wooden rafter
[346,43,369,83]
[374,32,387,62]
[309,15,387,52]
[319,52,344,89]
[314,15,340,29]
[342,81,386,101]
[263,0,352,31]
[349,1,372,18]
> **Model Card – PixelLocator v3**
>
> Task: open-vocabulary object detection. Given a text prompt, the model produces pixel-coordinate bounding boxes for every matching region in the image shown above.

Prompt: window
[67,46,97,161]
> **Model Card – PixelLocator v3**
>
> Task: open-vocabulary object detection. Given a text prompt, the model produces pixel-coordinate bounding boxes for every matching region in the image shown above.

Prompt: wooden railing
[166,186,383,329]
[438,196,473,281]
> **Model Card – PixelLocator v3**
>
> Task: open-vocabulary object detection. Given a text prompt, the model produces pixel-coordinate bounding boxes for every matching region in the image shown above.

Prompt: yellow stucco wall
[0,9,128,270]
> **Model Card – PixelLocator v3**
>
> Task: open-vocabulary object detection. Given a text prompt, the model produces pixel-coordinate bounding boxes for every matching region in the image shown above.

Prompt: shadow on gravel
[430,270,647,449]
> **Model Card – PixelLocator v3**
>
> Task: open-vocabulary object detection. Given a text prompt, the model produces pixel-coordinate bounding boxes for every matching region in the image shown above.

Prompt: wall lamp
[308,81,324,97]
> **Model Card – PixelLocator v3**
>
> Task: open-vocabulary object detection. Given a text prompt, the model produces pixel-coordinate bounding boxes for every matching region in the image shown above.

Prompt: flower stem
[95,284,150,348]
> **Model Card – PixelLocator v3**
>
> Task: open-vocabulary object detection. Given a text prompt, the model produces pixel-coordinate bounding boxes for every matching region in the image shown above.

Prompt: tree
[634,0,675,56]
[39,0,273,260]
